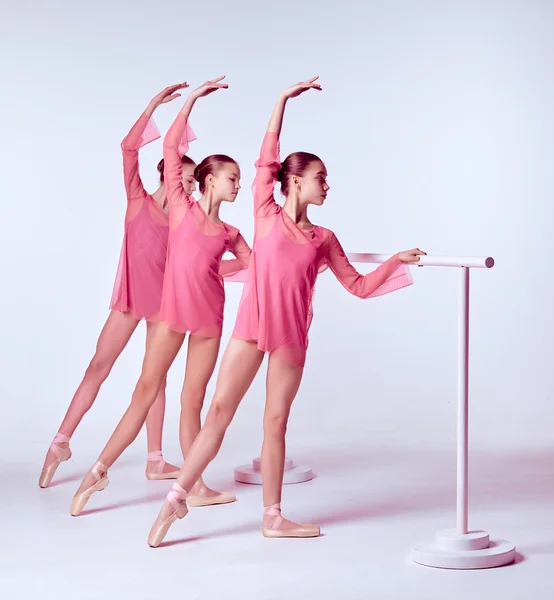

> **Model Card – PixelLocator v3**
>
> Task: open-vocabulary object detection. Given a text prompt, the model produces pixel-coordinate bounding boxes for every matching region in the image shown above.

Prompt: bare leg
[259,356,318,536]
[261,355,304,507]
[177,335,224,498]
[144,321,179,476]
[39,311,139,487]
[260,355,320,538]
[148,340,264,545]
[73,323,185,499]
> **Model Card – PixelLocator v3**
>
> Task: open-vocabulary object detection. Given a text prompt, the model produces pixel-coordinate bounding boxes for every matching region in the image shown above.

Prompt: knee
[264,414,288,441]
[181,384,207,413]
[204,401,233,433]
[85,355,112,383]
[132,376,163,410]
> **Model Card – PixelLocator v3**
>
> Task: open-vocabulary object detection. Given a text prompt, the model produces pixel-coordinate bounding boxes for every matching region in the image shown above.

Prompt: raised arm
[255,77,322,218]
[121,84,188,202]
[164,77,228,207]
[325,231,425,298]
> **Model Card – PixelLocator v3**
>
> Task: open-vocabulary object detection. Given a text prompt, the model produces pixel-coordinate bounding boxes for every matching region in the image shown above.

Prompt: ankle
[264,503,281,516]
[147,450,164,463]
[167,482,188,508]
[53,432,71,446]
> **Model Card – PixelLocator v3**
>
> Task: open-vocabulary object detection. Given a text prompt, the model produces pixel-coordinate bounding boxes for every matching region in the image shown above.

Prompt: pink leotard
[159,113,251,337]
[110,114,169,321]
[232,132,413,366]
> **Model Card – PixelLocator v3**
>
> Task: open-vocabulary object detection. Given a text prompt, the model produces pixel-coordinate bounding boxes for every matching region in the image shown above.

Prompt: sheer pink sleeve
[121,113,161,202]
[163,112,196,208]
[219,232,252,278]
[253,132,281,218]
[325,231,413,298]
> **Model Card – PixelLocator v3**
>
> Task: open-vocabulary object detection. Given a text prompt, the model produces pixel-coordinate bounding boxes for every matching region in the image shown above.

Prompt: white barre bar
[347,254,494,269]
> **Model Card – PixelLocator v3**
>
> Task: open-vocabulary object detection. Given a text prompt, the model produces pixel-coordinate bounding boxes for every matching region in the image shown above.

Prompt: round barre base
[234,457,313,485]
[412,529,516,570]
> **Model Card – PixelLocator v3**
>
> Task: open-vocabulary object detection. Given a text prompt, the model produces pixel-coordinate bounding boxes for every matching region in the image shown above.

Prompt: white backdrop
[1,0,553,468]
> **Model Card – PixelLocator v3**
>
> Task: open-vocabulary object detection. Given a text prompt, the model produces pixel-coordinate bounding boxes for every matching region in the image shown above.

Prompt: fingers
[161,93,182,103]
[166,82,188,93]
[302,79,322,92]
[408,249,427,263]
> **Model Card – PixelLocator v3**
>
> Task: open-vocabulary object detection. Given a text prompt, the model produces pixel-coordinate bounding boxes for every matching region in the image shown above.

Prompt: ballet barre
[346,253,495,269]
[351,253,513,569]
[231,253,515,570]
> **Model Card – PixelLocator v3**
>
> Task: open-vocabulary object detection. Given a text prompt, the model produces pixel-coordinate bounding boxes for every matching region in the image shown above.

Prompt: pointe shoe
[148,482,188,548]
[70,462,109,516]
[187,490,236,508]
[261,503,320,539]
[38,432,72,488]
[145,450,180,481]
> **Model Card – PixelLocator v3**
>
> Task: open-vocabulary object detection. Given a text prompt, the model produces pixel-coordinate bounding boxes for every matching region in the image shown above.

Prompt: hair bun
[156,158,165,183]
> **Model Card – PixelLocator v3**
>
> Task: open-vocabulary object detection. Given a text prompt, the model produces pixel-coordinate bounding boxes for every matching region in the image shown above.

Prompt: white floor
[3,439,553,600]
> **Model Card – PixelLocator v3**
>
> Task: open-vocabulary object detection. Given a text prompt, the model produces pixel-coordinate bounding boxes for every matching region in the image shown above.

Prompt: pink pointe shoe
[70,461,109,516]
[39,432,72,488]
[261,504,320,539]
[145,451,180,481]
[148,482,189,548]
[187,481,236,508]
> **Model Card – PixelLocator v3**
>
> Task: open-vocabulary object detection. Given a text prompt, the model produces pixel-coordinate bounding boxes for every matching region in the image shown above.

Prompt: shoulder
[314,225,335,243]
[223,222,241,239]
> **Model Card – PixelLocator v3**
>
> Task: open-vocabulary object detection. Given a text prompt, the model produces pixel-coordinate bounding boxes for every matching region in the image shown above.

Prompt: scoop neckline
[195,200,225,228]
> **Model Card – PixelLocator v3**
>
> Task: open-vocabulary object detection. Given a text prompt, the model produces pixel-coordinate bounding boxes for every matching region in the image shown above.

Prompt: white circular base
[234,456,313,485]
[413,529,516,569]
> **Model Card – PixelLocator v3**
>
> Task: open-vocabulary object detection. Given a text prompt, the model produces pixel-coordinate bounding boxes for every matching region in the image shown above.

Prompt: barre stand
[234,457,313,485]
[349,253,514,569]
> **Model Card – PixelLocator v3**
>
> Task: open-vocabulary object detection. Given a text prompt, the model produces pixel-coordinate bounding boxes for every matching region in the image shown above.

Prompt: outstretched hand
[190,76,229,100]
[398,248,427,264]
[149,83,189,109]
[280,76,322,100]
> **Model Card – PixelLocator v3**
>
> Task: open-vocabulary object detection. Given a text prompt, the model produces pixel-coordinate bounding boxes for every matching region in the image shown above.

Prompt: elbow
[121,138,133,152]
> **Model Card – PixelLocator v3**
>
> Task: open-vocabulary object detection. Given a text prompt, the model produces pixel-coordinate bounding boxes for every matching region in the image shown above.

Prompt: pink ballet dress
[110,113,170,321]
[159,113,251,337]
[232,131,413,366]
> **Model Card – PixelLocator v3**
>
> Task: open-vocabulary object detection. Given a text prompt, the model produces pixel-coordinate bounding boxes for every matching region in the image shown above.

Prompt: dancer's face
[212,163,241,202]
[181,164,197,195]
[297,160,330,206]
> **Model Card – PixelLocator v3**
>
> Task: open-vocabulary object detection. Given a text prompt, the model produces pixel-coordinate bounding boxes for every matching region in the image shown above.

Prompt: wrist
[144,101,157,117]
[181,94,197,111]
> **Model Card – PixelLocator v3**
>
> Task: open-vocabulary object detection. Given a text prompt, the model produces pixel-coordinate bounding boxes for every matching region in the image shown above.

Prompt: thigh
[264,354,304,420]
[94,310,140,364]
[141,322,185,383]
[182,335,221,392]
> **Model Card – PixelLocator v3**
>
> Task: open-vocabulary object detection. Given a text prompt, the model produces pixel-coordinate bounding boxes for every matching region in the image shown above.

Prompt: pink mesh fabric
[110,113,170,321]
[159,113,251,337]
[232,132,413,367]
[177,121,197,157]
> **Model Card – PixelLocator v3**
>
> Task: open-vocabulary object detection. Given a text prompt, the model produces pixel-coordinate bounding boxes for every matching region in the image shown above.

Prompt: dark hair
[194,154,238,194]
[277,152,323,196]
[157,155,196,184]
